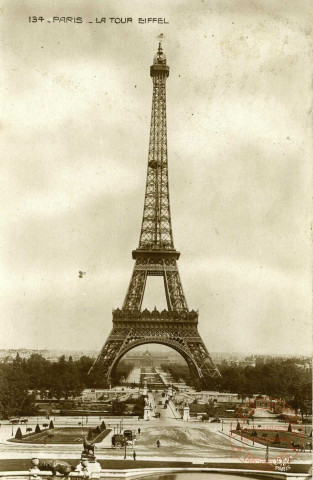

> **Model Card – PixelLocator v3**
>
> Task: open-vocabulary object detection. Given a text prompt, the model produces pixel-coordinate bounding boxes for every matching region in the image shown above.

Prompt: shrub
[15,427,23,439]
[101,421,106,430]
[35,424,41,434]
[236,422,241,430]
[49,420,54,429]
[274,434,280,444]
[87,428,93,441]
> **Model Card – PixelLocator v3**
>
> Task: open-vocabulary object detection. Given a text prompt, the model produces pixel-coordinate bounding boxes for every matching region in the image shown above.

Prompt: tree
[205,400,216,417]
[274,433,280,444]
[49,420,54,429]
[35,424,41,434]
[112,399,125,415]
[290,379,312,421]
[15,427,23,439]
[0,366,37,419]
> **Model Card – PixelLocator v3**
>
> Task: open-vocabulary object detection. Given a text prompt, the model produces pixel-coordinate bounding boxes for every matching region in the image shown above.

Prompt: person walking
[138,428,141,434]
[133,451,136,461]
[156,439,160,448]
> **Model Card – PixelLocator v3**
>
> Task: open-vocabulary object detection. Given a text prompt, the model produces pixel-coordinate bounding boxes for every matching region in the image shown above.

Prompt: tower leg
[123,268,147,311]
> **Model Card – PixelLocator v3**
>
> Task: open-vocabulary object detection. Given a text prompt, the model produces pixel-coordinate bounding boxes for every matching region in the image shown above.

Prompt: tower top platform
[150,43,169,77]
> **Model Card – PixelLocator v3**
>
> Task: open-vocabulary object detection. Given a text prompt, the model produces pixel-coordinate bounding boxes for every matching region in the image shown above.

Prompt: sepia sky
[0,0,312,356]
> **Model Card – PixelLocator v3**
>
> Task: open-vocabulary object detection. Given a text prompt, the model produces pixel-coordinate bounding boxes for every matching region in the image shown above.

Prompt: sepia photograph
[0,0,312,479]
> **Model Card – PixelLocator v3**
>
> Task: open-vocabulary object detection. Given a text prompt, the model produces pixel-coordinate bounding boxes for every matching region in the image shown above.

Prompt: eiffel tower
[89,44,221,385]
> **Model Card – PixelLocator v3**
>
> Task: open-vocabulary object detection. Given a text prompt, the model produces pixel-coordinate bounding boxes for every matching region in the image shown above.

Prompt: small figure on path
[156,439,160,448]
[133,451,136,461]
[138,428,141,434]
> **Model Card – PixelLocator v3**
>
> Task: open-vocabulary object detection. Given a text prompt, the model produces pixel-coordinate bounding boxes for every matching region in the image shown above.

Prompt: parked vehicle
[124,429,136,441]
[111,434,126,449]
[112,430,136,449]
[9,418,20,425]
[210,417,221,423]
[155,412,161,418]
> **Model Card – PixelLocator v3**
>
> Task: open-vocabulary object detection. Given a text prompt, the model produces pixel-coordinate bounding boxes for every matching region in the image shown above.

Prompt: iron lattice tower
[89,44,221,384]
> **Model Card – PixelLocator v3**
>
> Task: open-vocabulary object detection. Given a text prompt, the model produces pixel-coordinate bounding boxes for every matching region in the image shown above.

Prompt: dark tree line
[217,358,312,413]
[0,362,37,419]
[165,358,312,418]
[0,354,96,419]
[0,353,311,421]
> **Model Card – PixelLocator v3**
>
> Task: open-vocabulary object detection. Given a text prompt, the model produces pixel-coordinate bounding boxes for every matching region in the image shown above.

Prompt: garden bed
[232,427,311,449]
[9,427,111,444]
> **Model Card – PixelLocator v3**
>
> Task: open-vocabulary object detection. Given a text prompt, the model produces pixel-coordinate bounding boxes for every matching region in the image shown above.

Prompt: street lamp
[124,439,127,460]
[265,445,269,462]
[11,423,14,437]
[222,420,224,432]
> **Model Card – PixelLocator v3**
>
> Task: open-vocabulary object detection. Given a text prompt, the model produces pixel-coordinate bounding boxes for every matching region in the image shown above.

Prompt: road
[0,413,311,465]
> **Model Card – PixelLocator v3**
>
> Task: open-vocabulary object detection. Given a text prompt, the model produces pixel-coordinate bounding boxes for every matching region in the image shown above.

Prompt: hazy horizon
[0,346,310,359]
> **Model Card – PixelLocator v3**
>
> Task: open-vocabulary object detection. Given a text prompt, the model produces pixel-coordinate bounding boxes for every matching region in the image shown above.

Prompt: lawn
[9,427,111,444]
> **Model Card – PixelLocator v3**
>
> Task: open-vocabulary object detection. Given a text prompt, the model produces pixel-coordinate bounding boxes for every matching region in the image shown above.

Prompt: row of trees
[0,353,144,419]
[166,358,312,418]
[0,353,311,420]
[0,354,96,419]
[217,359,312,418]
[0,362,38,419]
